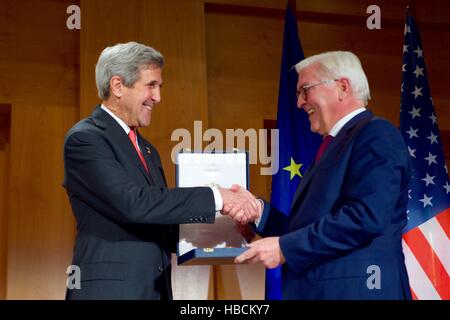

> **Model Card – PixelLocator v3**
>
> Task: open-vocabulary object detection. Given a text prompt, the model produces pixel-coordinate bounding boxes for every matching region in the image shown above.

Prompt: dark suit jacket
[258,110,412,299]
[63,106,216,300]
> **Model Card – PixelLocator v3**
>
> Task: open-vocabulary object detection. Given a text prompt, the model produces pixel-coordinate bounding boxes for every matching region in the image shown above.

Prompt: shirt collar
[328,107,366,137]
[100,104,131,135]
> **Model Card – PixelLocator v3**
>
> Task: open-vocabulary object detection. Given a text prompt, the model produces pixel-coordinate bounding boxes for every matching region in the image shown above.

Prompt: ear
[337,77,352,100]
[110,76,124,98]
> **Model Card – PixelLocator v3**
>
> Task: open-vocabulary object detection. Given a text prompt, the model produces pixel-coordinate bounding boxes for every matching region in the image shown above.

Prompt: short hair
[95,41,164,100]
[294,51,371,104]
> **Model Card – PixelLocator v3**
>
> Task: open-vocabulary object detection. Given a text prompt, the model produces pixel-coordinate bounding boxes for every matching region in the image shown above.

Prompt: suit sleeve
[279,120,410,274]
[64,130,216,225]
[253,200,290,237]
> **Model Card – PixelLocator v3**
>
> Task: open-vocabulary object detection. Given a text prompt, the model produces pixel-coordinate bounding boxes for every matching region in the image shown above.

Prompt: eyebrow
[147,80,163,86]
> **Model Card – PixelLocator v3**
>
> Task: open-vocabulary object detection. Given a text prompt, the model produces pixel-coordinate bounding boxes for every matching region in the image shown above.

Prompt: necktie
[128,129,149,173]
[315,135,334,162]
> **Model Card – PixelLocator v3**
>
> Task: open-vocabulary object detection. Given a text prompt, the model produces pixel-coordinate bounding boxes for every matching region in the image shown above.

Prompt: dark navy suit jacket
[63,106,216,299]
[258,110,412,299]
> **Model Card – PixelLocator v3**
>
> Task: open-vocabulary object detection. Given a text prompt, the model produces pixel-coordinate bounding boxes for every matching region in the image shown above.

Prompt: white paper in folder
[176,152,248,257]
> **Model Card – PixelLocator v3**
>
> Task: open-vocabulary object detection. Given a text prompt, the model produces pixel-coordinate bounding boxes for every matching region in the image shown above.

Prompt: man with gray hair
[63,42,259,300]
[232,51,412,299]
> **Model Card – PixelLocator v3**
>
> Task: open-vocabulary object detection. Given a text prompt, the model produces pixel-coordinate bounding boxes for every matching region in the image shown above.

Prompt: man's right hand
[219,185,261,224]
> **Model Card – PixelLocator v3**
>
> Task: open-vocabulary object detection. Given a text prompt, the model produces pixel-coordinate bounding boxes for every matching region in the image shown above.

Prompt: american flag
[400,13,450,300]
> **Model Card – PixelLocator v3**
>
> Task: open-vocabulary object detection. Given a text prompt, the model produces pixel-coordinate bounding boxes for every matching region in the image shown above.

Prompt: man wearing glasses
[232,51,412,300]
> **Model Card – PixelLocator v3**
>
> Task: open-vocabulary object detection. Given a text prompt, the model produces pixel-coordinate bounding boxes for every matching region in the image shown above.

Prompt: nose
[152,87,161,104]
[297,95,306,109]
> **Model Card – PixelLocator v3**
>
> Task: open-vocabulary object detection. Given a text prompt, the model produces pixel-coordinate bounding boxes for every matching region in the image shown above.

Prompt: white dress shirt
[328,107,366,137]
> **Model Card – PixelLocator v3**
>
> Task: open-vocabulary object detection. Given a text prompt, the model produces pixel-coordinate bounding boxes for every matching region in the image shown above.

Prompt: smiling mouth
[307,108,315,115]
[143,104,153,111]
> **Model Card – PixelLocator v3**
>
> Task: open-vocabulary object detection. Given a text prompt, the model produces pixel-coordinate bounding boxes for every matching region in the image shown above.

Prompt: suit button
[158,265,163,272]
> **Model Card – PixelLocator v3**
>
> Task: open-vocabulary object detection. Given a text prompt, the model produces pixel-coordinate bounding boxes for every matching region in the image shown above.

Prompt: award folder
[176,151,249,265]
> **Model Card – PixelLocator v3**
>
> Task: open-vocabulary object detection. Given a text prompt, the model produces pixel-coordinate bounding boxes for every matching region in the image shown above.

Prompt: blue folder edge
[177,247,247,266]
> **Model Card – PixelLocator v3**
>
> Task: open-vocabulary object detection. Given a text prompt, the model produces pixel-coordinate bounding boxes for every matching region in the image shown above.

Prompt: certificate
[176,151,249,265]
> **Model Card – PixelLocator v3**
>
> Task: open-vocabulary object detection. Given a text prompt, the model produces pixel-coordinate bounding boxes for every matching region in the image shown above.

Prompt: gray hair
[95,42,164,100]
[294,51,371,104]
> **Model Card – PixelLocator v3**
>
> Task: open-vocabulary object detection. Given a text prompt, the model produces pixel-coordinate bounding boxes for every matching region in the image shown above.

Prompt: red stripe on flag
[411,288,418,300]
[435,208,450,240]
[403,227,450,299]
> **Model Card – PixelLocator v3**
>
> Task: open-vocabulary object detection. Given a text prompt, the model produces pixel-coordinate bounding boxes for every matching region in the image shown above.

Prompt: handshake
[218,184,261,224]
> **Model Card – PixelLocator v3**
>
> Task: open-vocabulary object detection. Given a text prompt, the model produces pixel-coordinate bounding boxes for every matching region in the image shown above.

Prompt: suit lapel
[289,110,374,210]
[91,106,153,185]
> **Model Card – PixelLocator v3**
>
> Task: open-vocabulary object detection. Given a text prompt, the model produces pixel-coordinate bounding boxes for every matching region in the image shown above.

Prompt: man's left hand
[234,237,285,269]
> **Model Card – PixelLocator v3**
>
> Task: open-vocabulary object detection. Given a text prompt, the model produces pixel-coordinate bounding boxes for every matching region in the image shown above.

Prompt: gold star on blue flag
[283,157,303,180]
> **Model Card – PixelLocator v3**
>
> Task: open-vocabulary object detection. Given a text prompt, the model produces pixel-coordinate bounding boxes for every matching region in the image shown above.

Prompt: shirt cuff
[209,186,223,212]
[254,199,264,226]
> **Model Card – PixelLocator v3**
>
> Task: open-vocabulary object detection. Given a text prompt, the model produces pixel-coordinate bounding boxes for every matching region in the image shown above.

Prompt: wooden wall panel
[214,264,265,300]
[7,105,77,299]
[206,8,283,201]
[0,1,78,107]
[206,0,284,9]
[0,0,78,299]
[0,143,9,300]
[0,104,11,299]
[296,0,407,19]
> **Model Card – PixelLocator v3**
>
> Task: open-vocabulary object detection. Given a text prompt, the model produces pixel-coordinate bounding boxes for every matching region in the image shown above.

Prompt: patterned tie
[128,129,149,173]
[315,135,334,162]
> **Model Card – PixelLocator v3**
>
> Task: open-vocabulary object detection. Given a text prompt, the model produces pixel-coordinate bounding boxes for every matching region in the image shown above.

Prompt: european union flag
[267,5,321,300]
[400,13,450,300]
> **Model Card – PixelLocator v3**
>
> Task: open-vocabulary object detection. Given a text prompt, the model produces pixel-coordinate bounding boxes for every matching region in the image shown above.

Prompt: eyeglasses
[296,79,338,100]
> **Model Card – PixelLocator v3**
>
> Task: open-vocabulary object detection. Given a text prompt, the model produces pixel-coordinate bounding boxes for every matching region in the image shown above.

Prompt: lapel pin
[146,147,151,155]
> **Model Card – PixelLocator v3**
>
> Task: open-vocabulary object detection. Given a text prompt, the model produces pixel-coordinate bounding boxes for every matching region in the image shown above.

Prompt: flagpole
[288,0,296,12]
[407,0,416,18]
